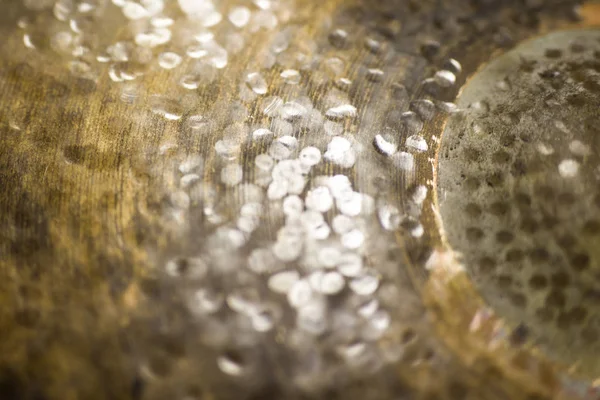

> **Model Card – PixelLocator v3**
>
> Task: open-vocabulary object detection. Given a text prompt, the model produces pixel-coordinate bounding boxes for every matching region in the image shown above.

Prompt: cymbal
[0,0,599,399]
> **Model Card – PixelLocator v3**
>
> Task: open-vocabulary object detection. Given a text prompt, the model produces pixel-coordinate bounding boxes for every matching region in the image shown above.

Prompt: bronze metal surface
[0,1,599,399]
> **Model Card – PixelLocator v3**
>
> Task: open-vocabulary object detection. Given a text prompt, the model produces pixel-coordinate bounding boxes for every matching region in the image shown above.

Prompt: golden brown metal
[0,1,599,399]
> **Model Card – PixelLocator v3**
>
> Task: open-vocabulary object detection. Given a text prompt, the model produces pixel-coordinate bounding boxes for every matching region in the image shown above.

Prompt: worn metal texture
[0,0,599,399]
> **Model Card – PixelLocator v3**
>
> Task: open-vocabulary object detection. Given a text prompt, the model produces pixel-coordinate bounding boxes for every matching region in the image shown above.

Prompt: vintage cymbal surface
[0,0,599,399]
